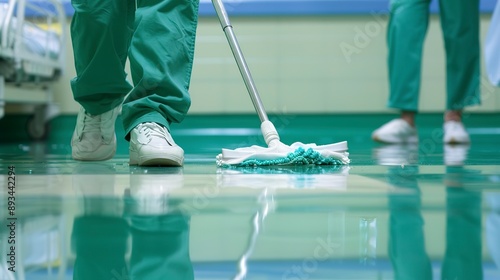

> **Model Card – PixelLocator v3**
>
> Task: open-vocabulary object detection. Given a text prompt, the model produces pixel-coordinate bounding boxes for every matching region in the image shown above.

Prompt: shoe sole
[130,153,184,167]
[372,135,418,144]
[72,146,116,161]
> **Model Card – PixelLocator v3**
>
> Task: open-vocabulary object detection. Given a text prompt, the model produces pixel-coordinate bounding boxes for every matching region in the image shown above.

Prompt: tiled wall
[52,14,500,114]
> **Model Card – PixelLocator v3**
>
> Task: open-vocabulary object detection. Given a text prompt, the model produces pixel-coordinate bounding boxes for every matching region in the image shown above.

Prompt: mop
[212,0,350,167]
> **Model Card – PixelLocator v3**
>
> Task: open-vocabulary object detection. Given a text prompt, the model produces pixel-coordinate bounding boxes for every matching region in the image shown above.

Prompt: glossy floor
[0,114,499,280]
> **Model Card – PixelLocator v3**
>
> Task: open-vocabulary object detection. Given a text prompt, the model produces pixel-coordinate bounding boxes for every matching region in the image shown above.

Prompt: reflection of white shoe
[129,122,184,167]
[71,105,120,161]
[373,144,418,166]
[372,119,418,144]
[129,170,184,215]
[444,144,470,166]
[443,121,470,144]
[72,163,120,216]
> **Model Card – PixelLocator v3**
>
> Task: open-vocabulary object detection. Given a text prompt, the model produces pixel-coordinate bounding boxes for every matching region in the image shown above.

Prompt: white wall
[52,14,500,115]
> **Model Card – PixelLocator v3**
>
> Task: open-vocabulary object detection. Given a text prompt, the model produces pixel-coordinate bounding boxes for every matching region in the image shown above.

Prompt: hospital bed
[0,0,65,140]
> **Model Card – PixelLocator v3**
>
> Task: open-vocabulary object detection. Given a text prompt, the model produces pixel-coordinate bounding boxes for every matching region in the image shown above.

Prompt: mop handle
[211,0,269,123]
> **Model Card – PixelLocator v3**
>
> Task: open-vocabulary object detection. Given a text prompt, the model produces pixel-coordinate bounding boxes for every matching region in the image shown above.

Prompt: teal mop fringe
[221,165,348,174]
[225,147,347,167]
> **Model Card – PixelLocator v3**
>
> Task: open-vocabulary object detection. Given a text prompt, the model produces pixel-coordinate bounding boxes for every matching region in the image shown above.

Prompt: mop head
[216,121,350,167]
[217,140,350,167]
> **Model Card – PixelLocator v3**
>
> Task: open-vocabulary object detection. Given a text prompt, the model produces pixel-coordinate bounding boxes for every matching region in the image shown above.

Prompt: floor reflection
[0,140,499,279]
[374,143,495,280]
[71,162,193,279]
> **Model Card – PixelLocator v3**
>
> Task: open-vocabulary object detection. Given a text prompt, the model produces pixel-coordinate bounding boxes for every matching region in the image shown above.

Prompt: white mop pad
[217,121,350,167]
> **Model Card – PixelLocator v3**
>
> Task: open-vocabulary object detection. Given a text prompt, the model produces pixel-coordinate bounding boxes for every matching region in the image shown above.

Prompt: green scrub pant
[387,0,481,112]
[70,0,199,136]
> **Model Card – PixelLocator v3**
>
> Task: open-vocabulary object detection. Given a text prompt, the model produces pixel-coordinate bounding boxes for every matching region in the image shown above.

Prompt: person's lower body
[372,0,480,144]
[70,0,199,166]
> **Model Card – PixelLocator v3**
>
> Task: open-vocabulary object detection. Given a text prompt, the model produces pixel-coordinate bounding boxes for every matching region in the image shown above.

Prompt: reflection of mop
[218,165,350,190]
[211,0,350,167]
[233,188,274,280]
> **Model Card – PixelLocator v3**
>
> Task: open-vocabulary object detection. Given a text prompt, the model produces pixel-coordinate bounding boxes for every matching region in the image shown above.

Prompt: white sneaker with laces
[372,119,418,144]
[443,121,470,144]
[71,105,120,161]
[129,122,184,166]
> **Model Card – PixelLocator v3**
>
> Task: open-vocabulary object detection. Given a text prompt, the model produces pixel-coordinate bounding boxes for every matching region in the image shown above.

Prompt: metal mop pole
[211,0,268,123]
[211,0,285,148]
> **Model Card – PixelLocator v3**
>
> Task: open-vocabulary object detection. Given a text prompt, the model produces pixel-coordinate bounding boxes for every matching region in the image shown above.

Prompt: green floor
[2,113,499,164]
[0,113,499,279]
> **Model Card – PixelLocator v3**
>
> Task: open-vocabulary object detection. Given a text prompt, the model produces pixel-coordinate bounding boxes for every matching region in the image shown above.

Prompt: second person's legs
[439,0,480,144]
[372,0,431,144]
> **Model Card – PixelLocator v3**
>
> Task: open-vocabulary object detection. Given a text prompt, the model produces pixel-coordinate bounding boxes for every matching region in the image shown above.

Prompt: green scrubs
[70,0,199,136]
[387,0,481,111]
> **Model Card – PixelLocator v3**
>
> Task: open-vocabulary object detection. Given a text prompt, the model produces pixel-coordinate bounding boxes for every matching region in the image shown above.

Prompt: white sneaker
[443,121,470,144]
[372,119,418,144]
[129,122,184,166]
[71,105,120,161]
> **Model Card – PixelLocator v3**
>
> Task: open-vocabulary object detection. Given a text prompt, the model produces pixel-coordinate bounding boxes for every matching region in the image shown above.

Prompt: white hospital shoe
[129,122,184,166]
[71,105,120,161]
[443,121,470,144]
[372,119,418,144]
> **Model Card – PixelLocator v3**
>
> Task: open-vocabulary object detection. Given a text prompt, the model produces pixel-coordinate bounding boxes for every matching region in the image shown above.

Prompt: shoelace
[138,123,171,145]
[79,113,101,140]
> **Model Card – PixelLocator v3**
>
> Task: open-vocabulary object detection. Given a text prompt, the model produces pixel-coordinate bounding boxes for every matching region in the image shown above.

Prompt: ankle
[400,111,416,127]
[444,111,462,122]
